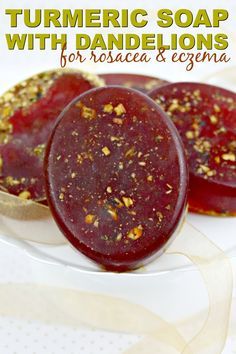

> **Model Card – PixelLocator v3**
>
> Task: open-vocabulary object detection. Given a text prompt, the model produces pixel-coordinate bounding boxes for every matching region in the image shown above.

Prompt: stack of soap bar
[100,73,168,93]
[45,87,188,271]
[149,82,236,215]
[0,70,102,201]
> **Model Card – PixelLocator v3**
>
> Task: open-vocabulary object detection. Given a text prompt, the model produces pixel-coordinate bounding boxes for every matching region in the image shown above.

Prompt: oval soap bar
[100,73,168,93]
[149,82,236,216]
[45,87,188,271]
[0,69,102,201]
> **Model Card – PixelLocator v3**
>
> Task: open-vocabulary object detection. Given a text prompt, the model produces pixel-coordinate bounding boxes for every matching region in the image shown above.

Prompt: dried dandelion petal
[100,73,168,93]
[0,69,102,201]
[149,82,236,216]
[45,87,187,271]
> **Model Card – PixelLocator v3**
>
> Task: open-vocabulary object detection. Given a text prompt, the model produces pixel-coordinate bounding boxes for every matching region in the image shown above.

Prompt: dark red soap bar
[0,70,102,201]
[149,82,236,216]
[100,73,168,93]
[45,87,188,271]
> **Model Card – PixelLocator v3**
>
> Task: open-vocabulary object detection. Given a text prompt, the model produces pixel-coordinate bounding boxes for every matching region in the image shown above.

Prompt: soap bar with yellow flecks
[149,82,236,216]
[45,87,188,271]
[0,69,102,202]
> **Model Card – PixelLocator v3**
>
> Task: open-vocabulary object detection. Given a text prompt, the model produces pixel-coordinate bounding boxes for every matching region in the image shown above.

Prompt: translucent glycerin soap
[149,82,236,216]
[0,69,102,201]
[45,87,188,271]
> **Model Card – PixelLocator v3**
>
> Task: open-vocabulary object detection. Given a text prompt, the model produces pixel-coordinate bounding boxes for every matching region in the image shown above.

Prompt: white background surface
[0,1,235,353]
